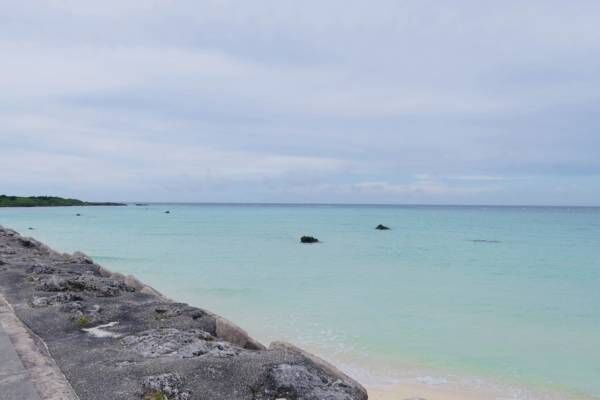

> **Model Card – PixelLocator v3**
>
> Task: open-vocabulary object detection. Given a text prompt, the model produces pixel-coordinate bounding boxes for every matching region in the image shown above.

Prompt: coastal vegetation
[143,391,165,400]
[77,315,92,327]
[0,195,125,207]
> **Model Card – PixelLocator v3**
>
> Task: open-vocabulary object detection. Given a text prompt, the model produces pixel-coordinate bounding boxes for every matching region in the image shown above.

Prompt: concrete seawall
[0,225,367,400]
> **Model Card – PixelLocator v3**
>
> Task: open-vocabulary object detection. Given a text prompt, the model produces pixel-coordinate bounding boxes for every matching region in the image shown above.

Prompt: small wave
[469,239,501,244]
[416,375,450,385]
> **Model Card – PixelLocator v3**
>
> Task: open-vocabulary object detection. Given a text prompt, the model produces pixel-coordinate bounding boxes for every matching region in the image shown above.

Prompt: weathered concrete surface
[0,225,368,400]
[0,369,41,400]
[0,299,41,400]
[0,293,78,400]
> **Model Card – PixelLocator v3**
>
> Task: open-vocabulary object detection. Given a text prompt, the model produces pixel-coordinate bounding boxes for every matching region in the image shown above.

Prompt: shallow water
[1,204,599,398]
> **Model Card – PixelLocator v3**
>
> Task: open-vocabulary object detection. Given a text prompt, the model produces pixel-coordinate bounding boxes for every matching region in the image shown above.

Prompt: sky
[1,1,600,205]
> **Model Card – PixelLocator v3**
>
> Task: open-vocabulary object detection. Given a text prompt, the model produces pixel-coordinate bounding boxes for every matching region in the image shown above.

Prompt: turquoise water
[1,204,599,398]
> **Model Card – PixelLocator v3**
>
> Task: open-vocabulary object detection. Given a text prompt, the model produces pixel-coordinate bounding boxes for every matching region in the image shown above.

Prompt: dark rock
[28,227,34,230]
[300,236,319,244]
[375,224,390,230]
[18,238,36,248]
[164,210,171,214]
[191,310,206,320]
[76,213,81,216]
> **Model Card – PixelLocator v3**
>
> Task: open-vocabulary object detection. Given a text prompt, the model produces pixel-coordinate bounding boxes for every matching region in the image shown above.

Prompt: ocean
[1,204,598,399]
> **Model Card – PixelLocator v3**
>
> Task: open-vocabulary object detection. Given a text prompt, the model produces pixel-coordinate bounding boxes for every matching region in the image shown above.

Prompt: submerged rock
[300,236,319,244]
[375,224,390,230]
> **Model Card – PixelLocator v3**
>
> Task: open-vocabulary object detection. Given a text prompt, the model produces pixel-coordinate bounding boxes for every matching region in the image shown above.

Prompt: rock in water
[375,224,390,230]
[300,236,319,244]
[164,210,171,214]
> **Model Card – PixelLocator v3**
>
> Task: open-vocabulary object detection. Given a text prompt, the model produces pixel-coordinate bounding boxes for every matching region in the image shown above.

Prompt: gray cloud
[1,1,599,205]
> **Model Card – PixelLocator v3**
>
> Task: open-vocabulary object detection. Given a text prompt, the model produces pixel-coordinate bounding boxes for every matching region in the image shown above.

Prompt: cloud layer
[1,1,600,204]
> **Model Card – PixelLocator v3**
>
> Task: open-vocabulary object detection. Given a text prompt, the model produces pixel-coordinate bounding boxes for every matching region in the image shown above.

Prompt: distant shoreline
[1,196,597,208]
[0,195,125,207]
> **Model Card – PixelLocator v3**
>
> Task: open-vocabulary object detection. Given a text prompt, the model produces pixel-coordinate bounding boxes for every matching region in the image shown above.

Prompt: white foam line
[415,375,450,386]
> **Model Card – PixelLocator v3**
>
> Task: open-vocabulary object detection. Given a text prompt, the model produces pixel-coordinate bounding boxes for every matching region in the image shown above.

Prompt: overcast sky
[1,1,599,205]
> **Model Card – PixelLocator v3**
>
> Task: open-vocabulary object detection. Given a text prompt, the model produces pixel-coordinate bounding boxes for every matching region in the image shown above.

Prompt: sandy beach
[368,383,491,400]
[366,379,597,400]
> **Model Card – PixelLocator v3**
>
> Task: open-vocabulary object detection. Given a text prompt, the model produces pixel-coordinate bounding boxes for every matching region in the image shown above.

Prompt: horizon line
[119,201,600,208]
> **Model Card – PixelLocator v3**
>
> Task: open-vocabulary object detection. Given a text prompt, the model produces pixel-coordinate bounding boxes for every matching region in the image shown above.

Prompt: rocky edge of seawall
[0,225,368,400]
